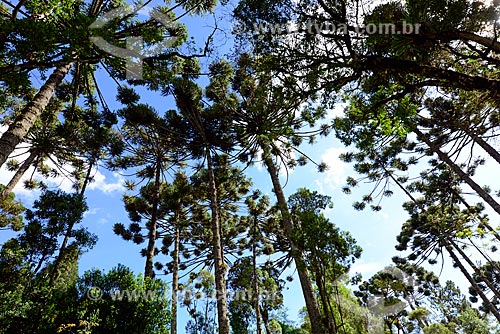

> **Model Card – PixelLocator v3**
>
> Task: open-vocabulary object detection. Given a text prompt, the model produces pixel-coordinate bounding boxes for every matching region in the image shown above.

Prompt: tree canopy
[2,0,500,333]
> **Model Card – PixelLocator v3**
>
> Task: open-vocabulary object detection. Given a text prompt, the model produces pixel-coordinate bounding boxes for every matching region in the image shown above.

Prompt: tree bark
[260,142,327,334]
[49,157,93,286]
[171,220,180,334]
[447,238,500,299]
[145,157,162,278]
[261,307,272,334]
[363,56,500,93]
[206,149,230,334]
[174,82,230,333]
[1,148,38,198]
[445,244,500,322]
[468,131,500,166]
[315,268,336,333]
[448,186,500,243]
[414,128,500,216]
[252,214,262,334]
[0,63,72,168]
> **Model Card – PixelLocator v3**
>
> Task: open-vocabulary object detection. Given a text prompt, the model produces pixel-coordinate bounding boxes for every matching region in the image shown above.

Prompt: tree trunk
[0,63,72,168]
[261,307,272,334]
[206,149,230,334]
[468,131,500,166]
[145,158,162,278]
[448,186,500,243]
[414,128,500,215]
[467,236,500,274]
[49,158,93,286]
[447,238,500,299]
[316,267,336,333]
[403,289,429,328]
[260,142,326,334]
[445,243,500,321]
[252,215,262,334]
[1,149,38,198]
[171,220,180,334]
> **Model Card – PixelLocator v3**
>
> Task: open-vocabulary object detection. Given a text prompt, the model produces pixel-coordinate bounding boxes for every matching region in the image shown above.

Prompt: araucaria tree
[6,0,500,332]
[110,90,182,278]
[0,0,215,168]
[234,0,500,325]
[231,54,330,334]
[162,60,242,334]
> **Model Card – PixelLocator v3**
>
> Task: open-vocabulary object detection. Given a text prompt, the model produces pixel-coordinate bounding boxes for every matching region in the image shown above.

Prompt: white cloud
[351,262,385,277]
[325,102,346,119]
[0,153,124,199]
[83,207,100,218]
[97,214,112,225]
[0,150,40,199]
[315,147,348,191]
[1,125,124,196]
[87,170,125,193]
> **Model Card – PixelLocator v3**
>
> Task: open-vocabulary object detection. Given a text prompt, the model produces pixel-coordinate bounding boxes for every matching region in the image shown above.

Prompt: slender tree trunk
[177,90,230,333]
[316,268,336,333]
[261,307,272,334]
[171,219,180,334]
[325,274,338,332]
[145,158,162,278]
[415,128,500,215]
[403,290,429,328]
[445,244,500,321]
[1,149,38,198]
[386,319,394,334]
[468,131,500,166]
[467,236,500,273]
[0,63,72,168]
[206,149,230,334]
[49,157,93,286]
[252,215,262,334]
[33,252,50,276]
[447,238,500,299]
[260,142,326,334]
[476,220,500,243]
[448,186,500,243]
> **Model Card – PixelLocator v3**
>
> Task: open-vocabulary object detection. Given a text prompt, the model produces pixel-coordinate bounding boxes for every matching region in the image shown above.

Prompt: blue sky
[1,0,498,330]
[0,78,408,328]
[0,107,440,329]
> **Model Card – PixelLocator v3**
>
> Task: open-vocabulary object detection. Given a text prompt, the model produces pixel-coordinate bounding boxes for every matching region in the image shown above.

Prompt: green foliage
[423,323,455,334]
[5,0,500,332]
[0,190,96,333]
[116,86,140,105]
[287,188,362,332]
[181,270,217,334]
[228,258,285,333]
[289,188,362,279]
[74,265,171,334]
[0,184,24,231]
[230,53,330,173]
[468,262,500,313]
